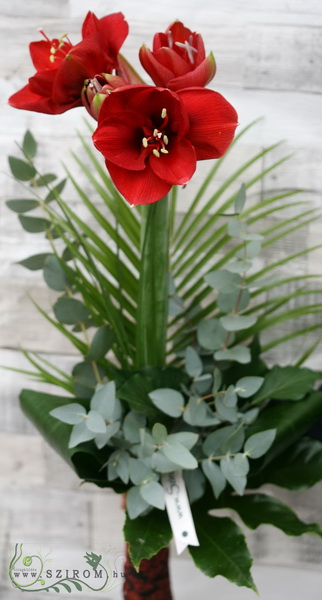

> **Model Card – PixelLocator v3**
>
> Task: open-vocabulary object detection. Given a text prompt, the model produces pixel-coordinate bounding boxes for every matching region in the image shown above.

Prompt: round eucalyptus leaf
[225,260,252,274]
[123,411,146,443]
[233,453,250,476]
[202,459,226,499]
[235,376,264,398]
[151,452,178,473]
[54,297,90,325]
[69,421,95,449]
[50,403,86,425]
[86,410,106,434]
[184,469,206,503]
[215,397,238,423]
[185,346,203,378]
[217,288,250,314]
[162,440,198,469]
[152,423,168,446]
[223,385,238,407]
[205,270,242,293]
[43,255,70,292]
[220,314,257,332]
[244,429,277,459]
[90,381,116,419]
[220,456,247,495]
[129,457,153,485]
[214,345,251,364]
[140,481,165,510]
[197,318,227,351]
[126,486,150,519]
[148,388,184,417]
[167,431,198,450]
[115,451,130,484]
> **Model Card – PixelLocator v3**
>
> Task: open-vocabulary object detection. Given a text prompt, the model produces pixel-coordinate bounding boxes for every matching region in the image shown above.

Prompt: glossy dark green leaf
[252,365,319,404]
[19,215,51,233]
[86,325,114,361]
[247,391,322,467]
[17,253,52,271]
[225,493,322,537]
[53,297,90,324]
[254,438,322,490]
[124,509,172,569]
[189,514,257,591]
[6,199,38,213]
[8,156,36,180]
[22,130,37,159]
[72,361,104,399]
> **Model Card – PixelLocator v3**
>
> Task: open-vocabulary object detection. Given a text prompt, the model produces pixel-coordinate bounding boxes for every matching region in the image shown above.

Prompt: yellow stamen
[142,137,148,148]
[160,148,169,154]
[161,108,167,119]
[153,149,160,158]
[49,55,55,63]
[163,135,169,145]
[153,128,158,137]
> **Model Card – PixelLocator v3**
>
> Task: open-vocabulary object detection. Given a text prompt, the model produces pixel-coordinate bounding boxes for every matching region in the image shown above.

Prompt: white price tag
[162,470,200,555]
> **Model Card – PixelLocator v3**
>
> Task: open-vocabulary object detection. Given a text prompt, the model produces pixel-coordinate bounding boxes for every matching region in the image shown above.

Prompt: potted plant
[6,11,322,599]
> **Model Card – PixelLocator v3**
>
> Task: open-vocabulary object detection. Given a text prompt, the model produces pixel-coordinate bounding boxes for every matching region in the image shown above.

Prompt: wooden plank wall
[1,0,322,595]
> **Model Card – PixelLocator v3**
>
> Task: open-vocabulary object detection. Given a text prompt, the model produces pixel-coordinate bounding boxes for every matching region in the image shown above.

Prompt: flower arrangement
[7,10,322,599]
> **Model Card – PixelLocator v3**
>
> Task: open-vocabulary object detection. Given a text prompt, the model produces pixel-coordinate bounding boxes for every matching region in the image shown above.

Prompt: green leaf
[217,288,250,314]
[205,270,242,293]
[189,514,256,591]
[234,183,246,214]
[203,425,245,456]
[225,493,322,537]
[252,366,319,404]
[22,130,37,159]
[18,215,51,233]
[220,456,247,495]
[162,440,198,469]
[148,388,184,417]
[185,346,203,377]
[90,382,116,419]
[184,469,206,503]
[167,431,198,450]
[235,376,264,398]
[126,486,149,519]
[50,403,86,425]
[86,410,106,434]
[45,178,67,203]
[6,199,39,213]
[152,423,167,445]
[123,412,146,444]
[34,173,57,186]
[140,481,165,510]
[86,326,114,361]
[215,397,238,423]
[244,429,276,459]
[255,438,322,490]
[8,156,36,180]
[202,459,226,498]
[124,509,172,568]
[53,297,90,324]
[220,314,257,332]
[129,457,152,485]
[17,253,52,271]
[43,255,71,291]
[247,391,322,467]
[197,318,227,350]
[214,345,251,364]
[69,421,95,448]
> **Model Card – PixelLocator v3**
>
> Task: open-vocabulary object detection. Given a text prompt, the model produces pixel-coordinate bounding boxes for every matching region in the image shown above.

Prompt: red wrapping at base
[123,545,173,599]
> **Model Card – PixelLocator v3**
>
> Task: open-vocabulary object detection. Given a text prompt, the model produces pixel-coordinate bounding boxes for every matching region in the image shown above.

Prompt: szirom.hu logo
[9,543,125,594]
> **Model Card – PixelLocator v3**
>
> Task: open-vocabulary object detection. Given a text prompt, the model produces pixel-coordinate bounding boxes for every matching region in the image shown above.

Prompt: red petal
[152,48,191,78]
[167,53,216,91]
[150,138,196,185]
[105,159,171,205]
[93,111,146,170]
[97,84,149,121]
[8,82,79,114]
[29,41,57,71]
[52,34,113,104]
[81,11,128,56]
[126,87,190,138]
[139,45,173,87]
[178,88,238,159]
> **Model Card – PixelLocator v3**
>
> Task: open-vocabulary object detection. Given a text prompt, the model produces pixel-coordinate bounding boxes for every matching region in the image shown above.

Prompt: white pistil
[142,137,148,148]
[167,30,173,48]
[161,108,167,119]
[160,149,169,154]
[175,39,198,64]
[163,135,169,145]
[153,149,160,158]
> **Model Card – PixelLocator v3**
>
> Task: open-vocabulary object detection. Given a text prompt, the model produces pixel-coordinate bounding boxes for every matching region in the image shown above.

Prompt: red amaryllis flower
[92,85,237,205]
[139,21,216,91]
[8,12,129,115]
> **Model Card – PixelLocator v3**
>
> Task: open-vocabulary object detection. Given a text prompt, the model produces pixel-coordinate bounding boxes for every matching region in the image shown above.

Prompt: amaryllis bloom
[8,12,129,115]
[92,85,237,205]
[139,21,216,92]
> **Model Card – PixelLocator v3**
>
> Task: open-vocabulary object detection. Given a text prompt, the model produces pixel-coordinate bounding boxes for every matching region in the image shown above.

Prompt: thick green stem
[136,196,169,368]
